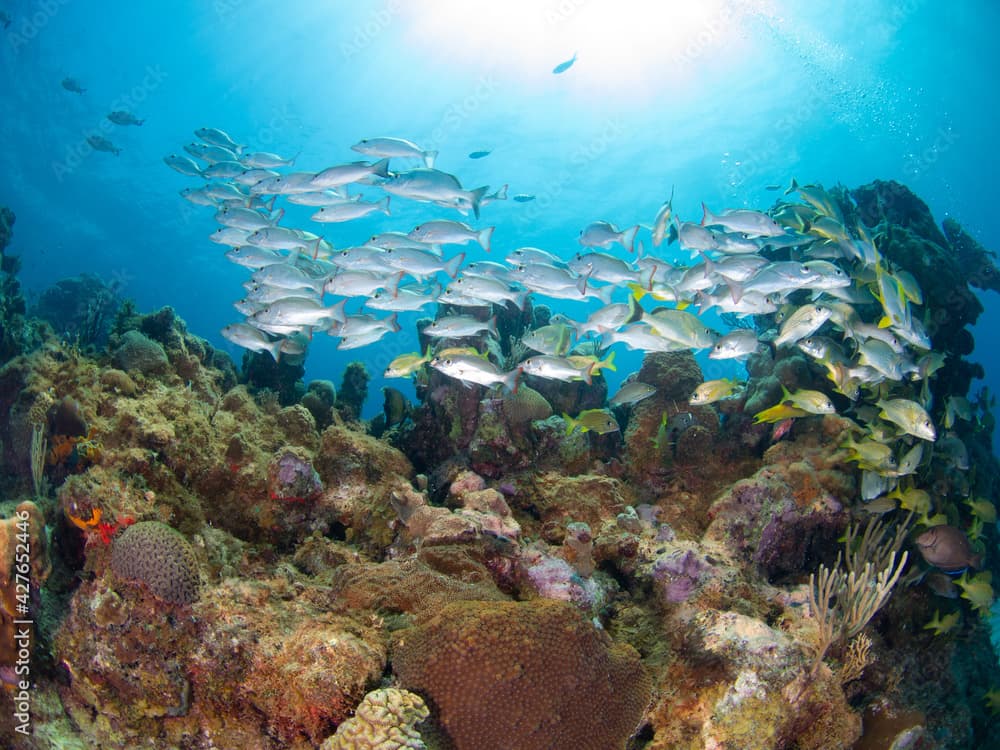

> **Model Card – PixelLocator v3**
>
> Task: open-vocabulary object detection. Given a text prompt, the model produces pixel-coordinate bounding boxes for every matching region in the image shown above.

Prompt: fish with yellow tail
[753,403,811,424]
[690,378,743,406]
[564,409,620,435]
[923,610,960,636]
[955,571,994,617]
[877,398,937,441]
[384,346,433,378]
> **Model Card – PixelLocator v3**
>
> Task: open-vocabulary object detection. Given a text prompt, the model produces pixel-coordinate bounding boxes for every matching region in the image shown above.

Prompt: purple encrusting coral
[653,548,709,603]
[267,448,323,502]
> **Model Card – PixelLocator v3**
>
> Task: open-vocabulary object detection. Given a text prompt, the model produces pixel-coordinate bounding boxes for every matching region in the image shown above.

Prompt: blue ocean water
[1,0,998,651]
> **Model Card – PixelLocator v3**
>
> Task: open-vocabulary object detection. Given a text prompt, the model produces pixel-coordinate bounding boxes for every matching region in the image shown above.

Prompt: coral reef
[0,177,998,749]
[336,361,370,421]
[393,599,652,750]
[109,521,201,605]
[31,274,120,348]
[0,206,28,361]
[321,688,429,750]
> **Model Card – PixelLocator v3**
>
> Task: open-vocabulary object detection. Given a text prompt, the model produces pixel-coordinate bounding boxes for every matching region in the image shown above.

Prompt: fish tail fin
[667,221,679,245]
[785,177,799,196]
[311,236,323,260]
[581,361,595,386]
[264,339,282,362]
[493,183,509,200]
[563,413,578,435]
[477,225,494,253]
[635,239,645,259]
[371,158,391,178]
[701,202,715,226]
[600,350,617,373]
[487,315,498,338]
[695,290,714,315]
[621,224,639,253]
[514,289,529,310]
[379,195,391,215]
[626,293,642,324]
[594,283,614,305]
[327,298,347,324]
[503,368,520,394]
[728,280,744,304]
[469,186,489,220]
[628,282,646,302]
[387,312,400,333]
[444,252,465,278]
[423,150,438,169]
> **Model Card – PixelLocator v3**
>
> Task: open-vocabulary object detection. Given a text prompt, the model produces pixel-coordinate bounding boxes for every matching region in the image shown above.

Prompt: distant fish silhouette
[468,149,492,159]
[512,194,536,203]
[552,53,577,74]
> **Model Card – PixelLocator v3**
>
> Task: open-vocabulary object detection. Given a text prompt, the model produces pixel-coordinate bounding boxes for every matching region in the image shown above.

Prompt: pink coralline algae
[652,548,708,603]
[268,448,323,502]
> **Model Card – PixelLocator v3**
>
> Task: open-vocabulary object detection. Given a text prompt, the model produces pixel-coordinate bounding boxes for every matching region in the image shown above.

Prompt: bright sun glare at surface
[397,0,752,101]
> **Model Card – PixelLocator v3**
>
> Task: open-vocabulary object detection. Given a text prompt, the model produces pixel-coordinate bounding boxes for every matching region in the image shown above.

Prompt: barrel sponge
[321,688,429,750]
[393,599,652,750]
[110,521,200,605]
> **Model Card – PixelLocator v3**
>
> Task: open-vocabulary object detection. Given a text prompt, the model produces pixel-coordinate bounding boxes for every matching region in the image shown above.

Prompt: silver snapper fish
[431,354,519,392]
[578,221,639,253]
[184,142,238,164]
[202,160,246,179]
[250,297,346,327]
[709,329,760,359]
[310,196,390,223]
[287,190,354,206]
[408,220,494,253]
[334,313,401,337]
[195,127,244,152]
[351,136,437,168]
[240,151,296,168]
[443,276,528,309]
[506,247,566,267]
[225,245,287,269]
[251,172,321,196]
[221,323,282,360]
[519,355,595,385]
[324,269,403,297]
[425,315,497,339]
[310,159,391,189]
[233,168,280,186]
[610,381,656,408]
[701,203,787,237]
[382,168,489,219]
[365,283,440,312]
[383,246,464,279]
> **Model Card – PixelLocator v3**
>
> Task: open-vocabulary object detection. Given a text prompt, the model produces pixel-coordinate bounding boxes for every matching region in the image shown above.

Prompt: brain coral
[393,599,651,750]
[110,521,200,604]
[321,688,429,750]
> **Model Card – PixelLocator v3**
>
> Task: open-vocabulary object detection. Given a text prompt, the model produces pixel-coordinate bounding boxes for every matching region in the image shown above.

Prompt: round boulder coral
[393,598,651,750]
[110,521,200,604]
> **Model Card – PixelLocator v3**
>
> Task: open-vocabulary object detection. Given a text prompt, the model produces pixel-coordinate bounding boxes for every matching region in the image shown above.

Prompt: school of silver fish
[167,129,979,529]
